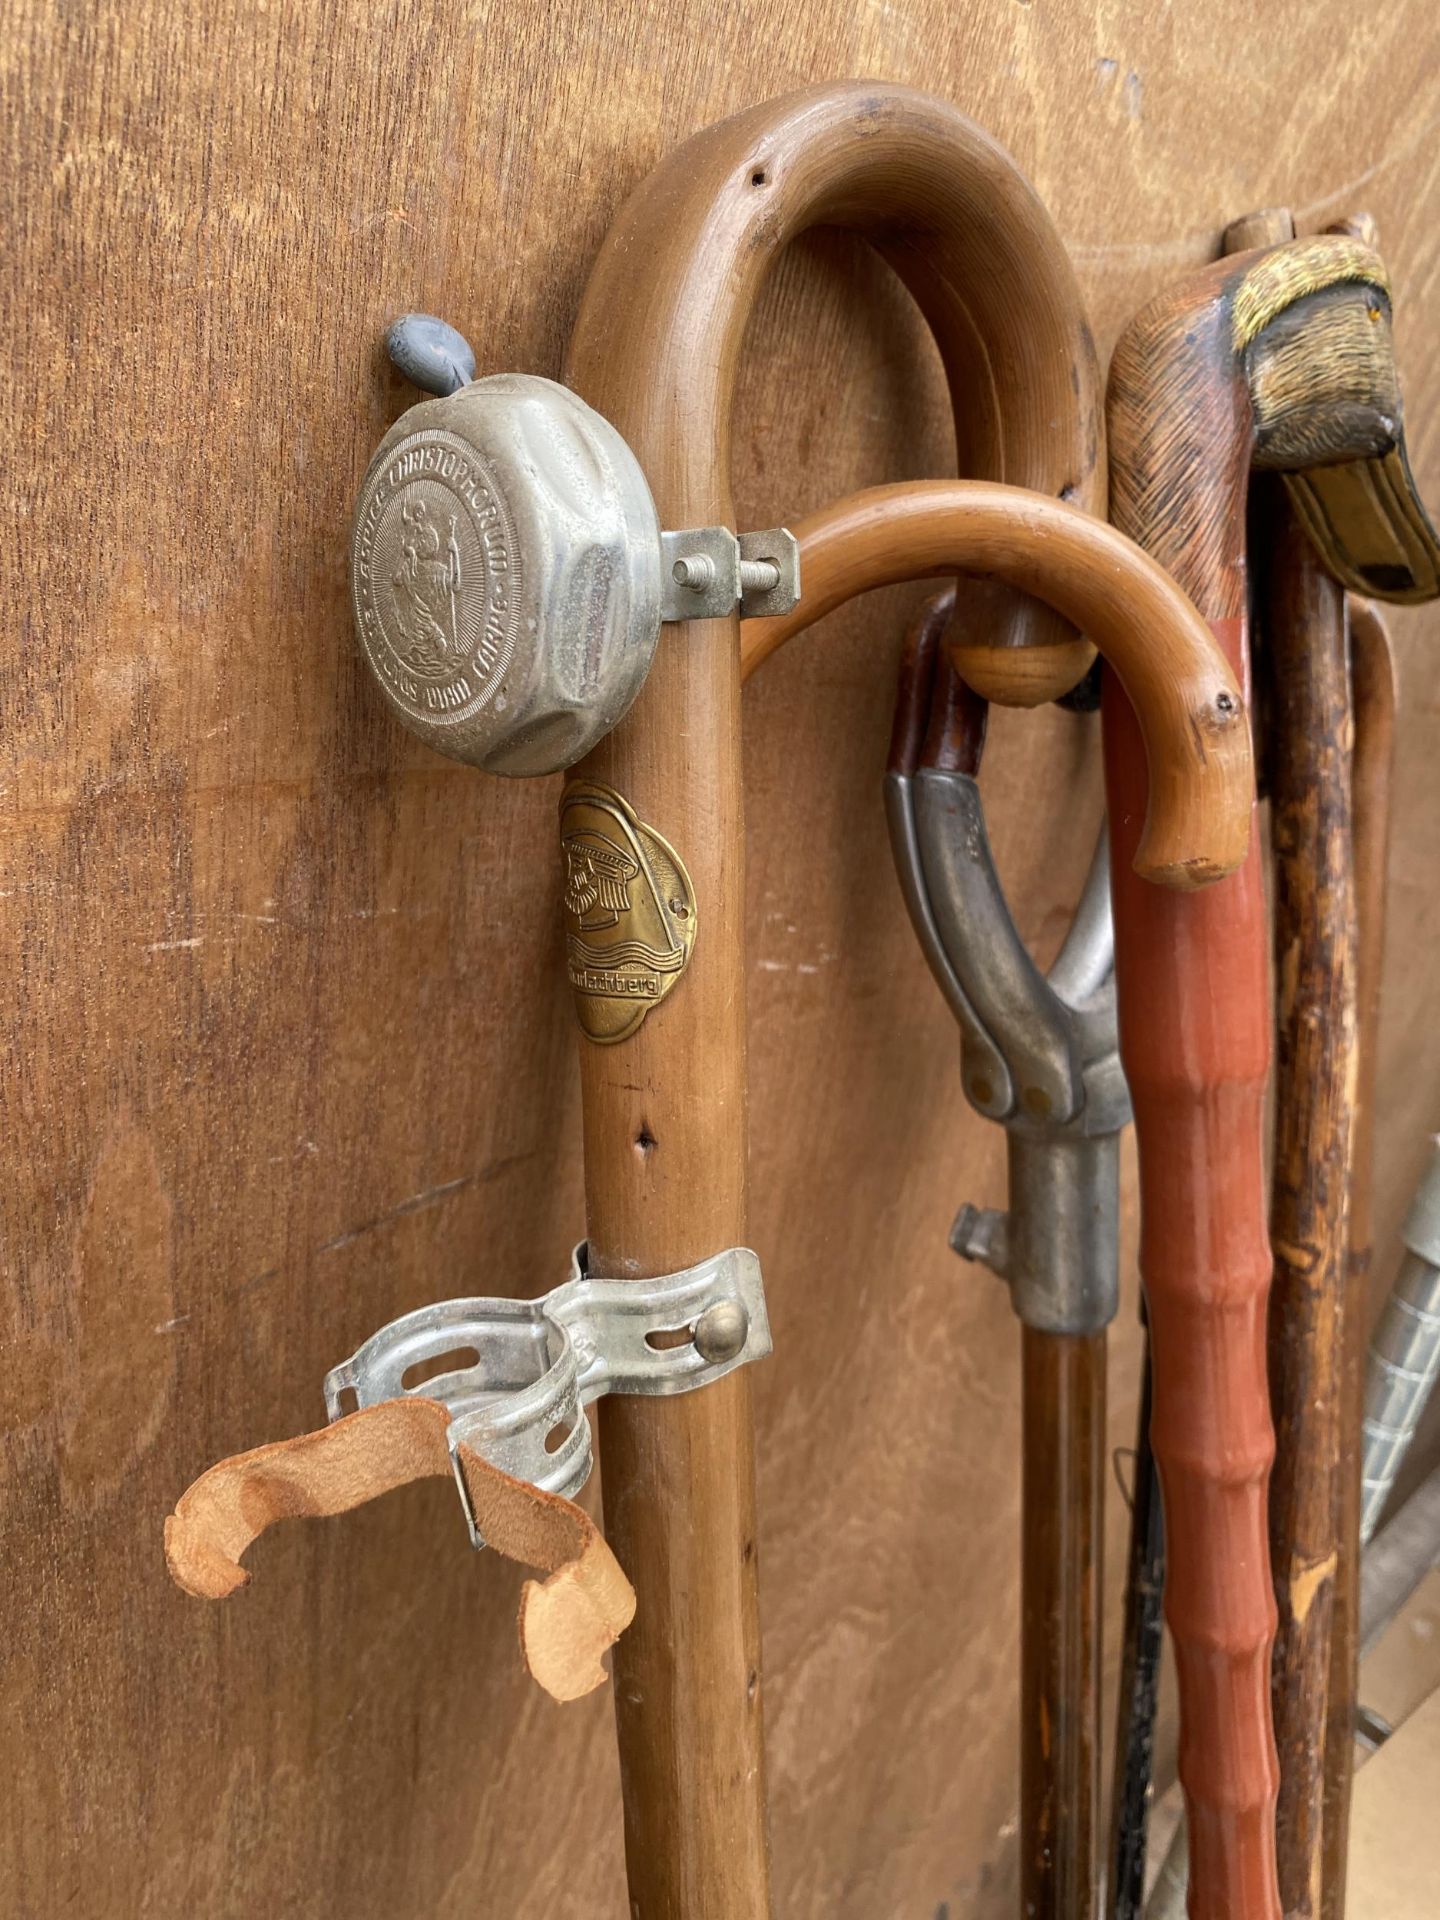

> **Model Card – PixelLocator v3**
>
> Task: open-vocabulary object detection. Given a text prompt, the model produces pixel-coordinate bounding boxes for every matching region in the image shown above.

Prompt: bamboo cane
[1104,229,1440,1920]
[1110,214,1301,1920]
[560,84,1110,1911]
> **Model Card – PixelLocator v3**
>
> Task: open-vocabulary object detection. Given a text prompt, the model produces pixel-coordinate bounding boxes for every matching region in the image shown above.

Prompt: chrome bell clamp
[886,744,1129,1337]
[324,1242,771,1550]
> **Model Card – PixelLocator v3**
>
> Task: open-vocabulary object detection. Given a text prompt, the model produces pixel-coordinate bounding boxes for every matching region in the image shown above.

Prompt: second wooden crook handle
[566,82,1105,705]
[741,482,1253,889]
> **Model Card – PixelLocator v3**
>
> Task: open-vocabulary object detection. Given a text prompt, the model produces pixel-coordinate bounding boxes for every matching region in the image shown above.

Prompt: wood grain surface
[1264,507,1357,1920]
[4,4,1440,1915]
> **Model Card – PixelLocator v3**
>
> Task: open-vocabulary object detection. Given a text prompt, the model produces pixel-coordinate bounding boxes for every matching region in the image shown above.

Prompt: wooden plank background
[4,2,1439,1913]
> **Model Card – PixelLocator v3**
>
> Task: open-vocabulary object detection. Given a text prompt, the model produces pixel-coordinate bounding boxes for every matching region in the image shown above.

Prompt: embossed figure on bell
[352,427,520,732]
[390,497,463,675]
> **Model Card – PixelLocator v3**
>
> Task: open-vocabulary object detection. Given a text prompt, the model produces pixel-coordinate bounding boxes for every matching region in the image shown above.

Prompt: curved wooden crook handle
[559,84,1107,1913]
[566,81,1104,706]
[740,482,1252,889]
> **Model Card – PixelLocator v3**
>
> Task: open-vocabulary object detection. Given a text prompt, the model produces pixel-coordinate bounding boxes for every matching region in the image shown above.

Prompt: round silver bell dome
[351,372,662,776]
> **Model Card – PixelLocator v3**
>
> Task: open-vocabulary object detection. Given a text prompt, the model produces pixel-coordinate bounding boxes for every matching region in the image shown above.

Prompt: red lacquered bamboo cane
[1103,230,1440,1920]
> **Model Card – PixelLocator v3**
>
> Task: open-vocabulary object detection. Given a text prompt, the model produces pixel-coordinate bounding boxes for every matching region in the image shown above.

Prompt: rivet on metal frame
[323,1243,771,1548]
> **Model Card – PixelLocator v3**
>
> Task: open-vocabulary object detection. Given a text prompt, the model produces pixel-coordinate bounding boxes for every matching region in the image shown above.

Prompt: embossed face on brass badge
[352,428,520,730]
[559,782,697,1044]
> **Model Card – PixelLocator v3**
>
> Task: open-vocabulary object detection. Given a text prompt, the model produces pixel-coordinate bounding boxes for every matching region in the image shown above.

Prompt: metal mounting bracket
[323,1243,771,1549]
[659,525,801,622]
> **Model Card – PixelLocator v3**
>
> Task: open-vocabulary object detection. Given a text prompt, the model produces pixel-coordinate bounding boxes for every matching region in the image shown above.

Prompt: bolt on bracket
[324,1242,770,1549]
[659,526,801,621]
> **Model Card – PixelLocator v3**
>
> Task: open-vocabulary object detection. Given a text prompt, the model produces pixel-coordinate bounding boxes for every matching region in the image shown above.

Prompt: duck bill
[1285,439,1440,604]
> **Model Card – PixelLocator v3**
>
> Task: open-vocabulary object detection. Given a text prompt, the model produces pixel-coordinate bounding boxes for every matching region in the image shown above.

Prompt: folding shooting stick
[888,587,1122,1920]
[1106,230,1440,1920]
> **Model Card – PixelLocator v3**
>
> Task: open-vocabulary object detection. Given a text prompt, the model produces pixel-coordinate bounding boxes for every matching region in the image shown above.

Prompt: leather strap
[164,1397,635,1702]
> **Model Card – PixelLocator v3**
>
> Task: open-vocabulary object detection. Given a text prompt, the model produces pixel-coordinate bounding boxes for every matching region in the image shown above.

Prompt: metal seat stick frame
[885,588,1125,1920]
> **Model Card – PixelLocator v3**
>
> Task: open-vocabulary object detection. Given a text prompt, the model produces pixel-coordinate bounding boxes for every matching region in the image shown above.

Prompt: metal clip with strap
[325,1243,771,1547]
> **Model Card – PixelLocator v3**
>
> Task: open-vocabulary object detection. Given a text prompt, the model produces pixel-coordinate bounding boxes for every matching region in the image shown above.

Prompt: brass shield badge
[559,782,697,1044]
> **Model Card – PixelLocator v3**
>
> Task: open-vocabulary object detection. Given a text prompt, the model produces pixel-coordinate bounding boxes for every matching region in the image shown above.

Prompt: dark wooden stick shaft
[1021,1327,1105,1920]
[1264,508,1358,1920]
[1106,1335,1165,1919]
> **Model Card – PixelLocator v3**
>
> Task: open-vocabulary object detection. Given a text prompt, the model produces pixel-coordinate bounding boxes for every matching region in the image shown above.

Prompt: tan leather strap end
[164,1397,636,1703]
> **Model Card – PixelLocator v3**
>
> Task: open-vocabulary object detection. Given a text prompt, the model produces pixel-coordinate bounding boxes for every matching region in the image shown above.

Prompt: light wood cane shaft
[1320,599,1397,1919]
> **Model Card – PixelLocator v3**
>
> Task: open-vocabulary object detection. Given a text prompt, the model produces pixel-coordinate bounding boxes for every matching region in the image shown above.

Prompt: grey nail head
[386,313,478,397]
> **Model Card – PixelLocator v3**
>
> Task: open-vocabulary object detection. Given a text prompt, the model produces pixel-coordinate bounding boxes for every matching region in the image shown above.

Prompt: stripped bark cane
[1322,597,1397,1919]
[1104,229,1440,1920]
[1263,503,1357,1920]
[560,87,1108,1910]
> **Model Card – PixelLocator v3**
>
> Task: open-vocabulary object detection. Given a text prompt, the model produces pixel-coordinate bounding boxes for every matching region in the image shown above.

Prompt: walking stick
[1264,499,1358,1920]
[1105,228,1440,1920]
[1321,594,1397,1916]
[884,588,1117,1920]
[1114,214,1302,1920]
[739,484,1251,1920]
[557,87,1106,1911]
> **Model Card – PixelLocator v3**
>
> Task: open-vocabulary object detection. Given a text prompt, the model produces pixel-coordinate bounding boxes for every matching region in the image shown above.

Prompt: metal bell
[350,318,799,777]
[352,368,662,776]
